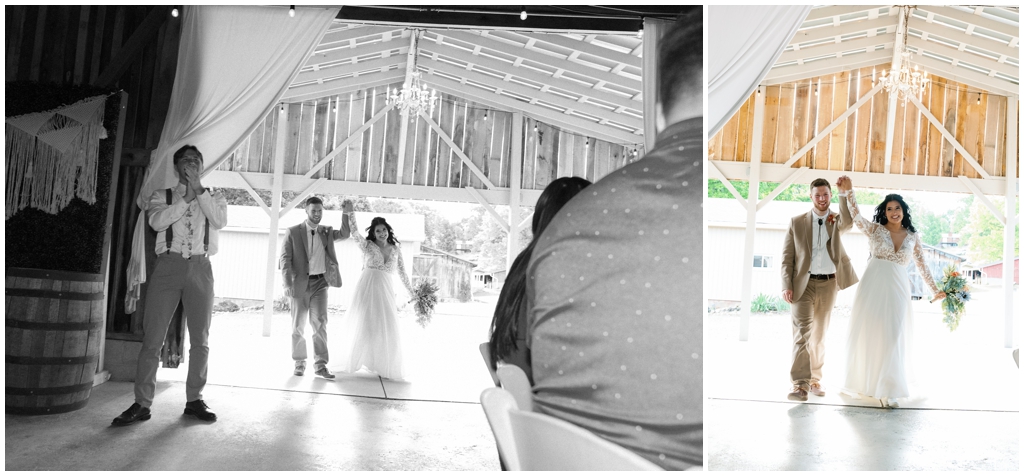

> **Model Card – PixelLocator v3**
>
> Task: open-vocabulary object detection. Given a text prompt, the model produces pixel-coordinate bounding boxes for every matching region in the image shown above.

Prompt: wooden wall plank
[73,6,91,85]
[309,100,330,179]
[813,76,833,170]
[346,90,366,181]
[368,90,391,183]
[88,6,107,84]
[29,6,49,81]
[488,112,509,186]
[963,92,985,179]
[410,115,429,185]
[462,107,486,188]
[584,136,597,181]
[322,98,338,179]
[61,7,81,84]
[926,78,945,177]
[357,90,374,182]
[283,103,302,175]
[6,6,28,81]
[887,98,905,174]
[775,85,795,164]
[295,101,317,176]
[246,112,267,173]
[522,119,538,190]
[939,83,959,177]
[571,133,587,180]
[762,85,781,164]
[556,130,573,177]
[829,71,850,171]
[793,81,811,167]
[982,95,1003,177]
[331,94,351,180]
[735,94,752,163]
[448,101,468,187]
[900,97,919,175]
[434,97,455,188]
[380,106,400,184]
[594,140,612,180]
[843,70,859,171]
[868,86,887,173]
[720,103,741,162]
[915,88,930,177]
[993,96,1007,178]
[854,72,873,173]
[952,86,969,177]
[536,123,559,189]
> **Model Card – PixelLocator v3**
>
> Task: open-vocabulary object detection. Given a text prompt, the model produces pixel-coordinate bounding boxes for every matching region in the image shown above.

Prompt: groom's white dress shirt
[809,208,836,275]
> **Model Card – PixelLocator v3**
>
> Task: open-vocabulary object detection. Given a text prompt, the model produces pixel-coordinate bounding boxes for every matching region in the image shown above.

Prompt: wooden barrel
[5,268,105,415]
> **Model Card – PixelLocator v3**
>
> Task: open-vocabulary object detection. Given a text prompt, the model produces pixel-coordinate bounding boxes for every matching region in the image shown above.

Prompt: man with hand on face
[780,178,858,402]
[279,197,352,379]
[112,145,228,426]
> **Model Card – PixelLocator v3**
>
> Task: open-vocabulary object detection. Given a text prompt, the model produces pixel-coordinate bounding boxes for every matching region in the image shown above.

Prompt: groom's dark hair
[810,178,831,189]
[304,196,324,207]
[658,7,702,116]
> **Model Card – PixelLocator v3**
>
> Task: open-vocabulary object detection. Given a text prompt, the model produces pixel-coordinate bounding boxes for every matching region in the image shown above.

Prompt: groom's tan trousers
[790,277,838,389]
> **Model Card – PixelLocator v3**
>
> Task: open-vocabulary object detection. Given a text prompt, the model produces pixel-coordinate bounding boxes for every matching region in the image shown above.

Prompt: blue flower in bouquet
[936,266,969,332]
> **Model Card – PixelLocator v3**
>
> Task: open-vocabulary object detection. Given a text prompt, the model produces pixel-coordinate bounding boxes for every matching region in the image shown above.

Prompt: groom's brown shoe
[787,386,808,402]
[809,382,826,397]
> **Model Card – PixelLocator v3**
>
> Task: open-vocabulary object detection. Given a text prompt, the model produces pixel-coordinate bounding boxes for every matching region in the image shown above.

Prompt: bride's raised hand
[930,291,947,303]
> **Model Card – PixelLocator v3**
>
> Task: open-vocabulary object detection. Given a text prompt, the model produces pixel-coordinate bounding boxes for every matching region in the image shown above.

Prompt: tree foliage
[964,198,1019,263]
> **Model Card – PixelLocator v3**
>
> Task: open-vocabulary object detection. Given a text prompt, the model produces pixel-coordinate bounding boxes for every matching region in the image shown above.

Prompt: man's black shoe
[111,403,151,426]
[183,399,217,422]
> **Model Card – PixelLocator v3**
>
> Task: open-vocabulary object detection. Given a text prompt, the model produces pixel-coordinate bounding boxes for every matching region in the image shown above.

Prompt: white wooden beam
[710,161,1015,196]
[508,112,524,269]
[295,55,405,85]
[304,104,394,179]
[784,83,883,167]
[956,176,1005,225]
[909,53,1019,97]
[419,40,641,112]
[1002,95,1017,349]
[756,167,809,211]
[916,5,1021,40]
[512,31,642,69]
[205,170,546,205]
[429,30,641,93]
[707,161,748,208]
[778,34,894,65]
[803,5,886,22]
[912,19,1020,62]
[883,7,910,175]
[765,48,892,84]
[907,94,992,180]
[466,186,510,234]
[318,25,404,48]
[396,31,418,187]
[422,56,642,132]
[739,85,767,341]
[278,177,328,219]
[422,72,638,144]
[282,69,405,102]
[787,15,896,46]
[517,212,533,233]
[264,105,288,337]
[908,36,1019,79]
[418,109,497,190]
[305,40,407,69]
[234,172,271,215]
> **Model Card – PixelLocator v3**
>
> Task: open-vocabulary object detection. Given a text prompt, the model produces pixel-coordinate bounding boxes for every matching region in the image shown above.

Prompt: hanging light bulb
[977,93,981,105]
[289,5,295,17]
[520,7,527,21]
[484,112,488,121]
[171,7,179,18]
[637,18,644,39]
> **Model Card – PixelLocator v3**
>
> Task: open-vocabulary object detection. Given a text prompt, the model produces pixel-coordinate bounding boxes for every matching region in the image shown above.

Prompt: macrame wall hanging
[5,94,109,219]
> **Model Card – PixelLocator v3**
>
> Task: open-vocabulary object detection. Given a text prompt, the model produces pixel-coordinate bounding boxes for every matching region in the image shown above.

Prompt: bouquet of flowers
[934,265,970,332]
[410,280,439,328]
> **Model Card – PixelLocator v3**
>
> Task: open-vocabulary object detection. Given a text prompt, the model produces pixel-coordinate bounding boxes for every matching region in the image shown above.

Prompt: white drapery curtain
[708,5,810,137]
[124,5,339,312]
[641,18,674,153]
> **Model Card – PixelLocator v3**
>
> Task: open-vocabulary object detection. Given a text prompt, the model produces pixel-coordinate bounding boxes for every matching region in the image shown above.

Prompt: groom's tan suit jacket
[781,196,859,301]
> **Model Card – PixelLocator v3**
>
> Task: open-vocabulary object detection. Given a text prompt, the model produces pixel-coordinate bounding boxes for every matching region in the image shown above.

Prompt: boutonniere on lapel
[825,213,838,225]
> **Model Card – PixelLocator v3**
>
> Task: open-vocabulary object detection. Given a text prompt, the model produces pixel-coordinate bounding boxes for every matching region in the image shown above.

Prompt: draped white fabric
[708,5,810,137]
[124,5,339,312]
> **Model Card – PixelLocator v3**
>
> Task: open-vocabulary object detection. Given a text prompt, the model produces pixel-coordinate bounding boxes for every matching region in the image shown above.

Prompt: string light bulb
[520,7,527,21]
[637,18,644,39]
[977,93,981,105]
[171,7,179,18]
[289,5,295,17]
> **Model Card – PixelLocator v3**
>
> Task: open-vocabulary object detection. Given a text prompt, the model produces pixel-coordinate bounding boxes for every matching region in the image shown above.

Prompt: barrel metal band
[5,319,102,331]
[5,355,98,365]
[4,288,104,301]
[5,382,94,396]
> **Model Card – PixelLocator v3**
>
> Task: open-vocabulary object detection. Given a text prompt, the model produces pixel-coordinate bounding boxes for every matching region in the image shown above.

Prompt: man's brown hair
[810,178,831,189]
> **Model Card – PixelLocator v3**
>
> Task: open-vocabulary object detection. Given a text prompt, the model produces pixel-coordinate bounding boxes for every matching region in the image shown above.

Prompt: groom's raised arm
[836,192,854,234]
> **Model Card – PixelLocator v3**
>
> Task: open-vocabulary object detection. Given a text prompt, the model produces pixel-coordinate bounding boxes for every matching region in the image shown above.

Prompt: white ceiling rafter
[768,5,1019,95]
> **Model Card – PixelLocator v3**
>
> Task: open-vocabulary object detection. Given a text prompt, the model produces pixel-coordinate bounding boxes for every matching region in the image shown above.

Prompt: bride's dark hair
[365,217,400,246]
[487,176,592,370]
[872,194,916,233]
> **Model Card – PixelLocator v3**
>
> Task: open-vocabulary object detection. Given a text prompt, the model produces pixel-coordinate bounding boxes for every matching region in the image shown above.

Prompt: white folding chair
[479,342,500,386]
[480,387,521,471]
[496,364,533,412]
[508,405,664,471]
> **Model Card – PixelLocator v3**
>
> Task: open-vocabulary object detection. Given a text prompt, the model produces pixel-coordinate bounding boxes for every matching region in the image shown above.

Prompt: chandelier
[387,30,438,116]
[878,6,929,102]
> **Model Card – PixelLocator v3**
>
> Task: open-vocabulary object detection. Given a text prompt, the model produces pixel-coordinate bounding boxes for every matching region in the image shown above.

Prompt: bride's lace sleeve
[395,246,414,295]
[346,212,371,253]
[845,190,876,233]
[912,236,940,295]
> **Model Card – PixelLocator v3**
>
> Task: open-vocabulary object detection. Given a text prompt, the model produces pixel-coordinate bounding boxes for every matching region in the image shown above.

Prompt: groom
[781,178,858,401]
[280,197,352,379]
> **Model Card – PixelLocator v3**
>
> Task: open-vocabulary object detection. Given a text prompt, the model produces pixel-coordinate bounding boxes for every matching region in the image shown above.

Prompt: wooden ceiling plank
[422,43,641,110]
[283,69,405,102]
[916,6,1020,40]
[779,33,894,64]
[432,29,641,92]
[512,31,642,68]
[912,54,1018,96]
[423,73,638,144]
[765,49,891,84]
[305,39,408,69]
[803,6,887,23]
[318,25,403,47]
[788,15,896,46]
[422,56,642,132]
[912,17,1020,60]
[909,36,1018,78]
[296,55,405,84]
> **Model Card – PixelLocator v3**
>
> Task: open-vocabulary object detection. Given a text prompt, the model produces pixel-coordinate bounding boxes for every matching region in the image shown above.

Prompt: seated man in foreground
[525,8,703,470]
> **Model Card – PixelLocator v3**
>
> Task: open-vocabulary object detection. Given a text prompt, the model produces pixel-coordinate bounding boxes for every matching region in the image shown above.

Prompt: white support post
[264,105,288,337]
[1003,96,1017,349]
[740,86,766,341]
[508,112,524,270]
[883,6,909,174]
[396,30,418,183]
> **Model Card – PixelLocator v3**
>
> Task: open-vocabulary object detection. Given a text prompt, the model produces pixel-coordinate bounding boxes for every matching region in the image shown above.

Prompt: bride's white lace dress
[842,191,939,403]
[335,213,414,380]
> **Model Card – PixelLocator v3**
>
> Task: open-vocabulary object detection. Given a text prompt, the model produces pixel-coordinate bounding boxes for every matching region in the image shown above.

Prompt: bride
[836,176,945,407]
[336,203,414,380]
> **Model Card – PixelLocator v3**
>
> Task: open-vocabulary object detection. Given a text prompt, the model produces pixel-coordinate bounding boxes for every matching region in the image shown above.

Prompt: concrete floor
[706,285,1020,470]
[6,297,503,471]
